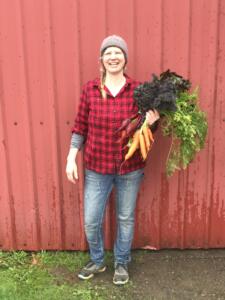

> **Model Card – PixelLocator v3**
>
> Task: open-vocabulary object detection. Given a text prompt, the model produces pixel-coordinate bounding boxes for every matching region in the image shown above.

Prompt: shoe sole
[113,277,129,285]
[78,266,106,280]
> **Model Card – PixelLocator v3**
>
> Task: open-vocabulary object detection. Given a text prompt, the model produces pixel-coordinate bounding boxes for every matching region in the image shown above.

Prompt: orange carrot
[143,125,150,150]
[140,132,147,160]
[125,130,140,160]
[148,127,154,143]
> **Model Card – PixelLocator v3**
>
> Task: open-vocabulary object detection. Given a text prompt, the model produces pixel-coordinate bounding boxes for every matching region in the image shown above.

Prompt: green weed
[36,250,90,271]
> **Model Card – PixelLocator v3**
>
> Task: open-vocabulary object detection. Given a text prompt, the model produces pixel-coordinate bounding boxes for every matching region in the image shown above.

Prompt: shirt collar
[93,74,133,88]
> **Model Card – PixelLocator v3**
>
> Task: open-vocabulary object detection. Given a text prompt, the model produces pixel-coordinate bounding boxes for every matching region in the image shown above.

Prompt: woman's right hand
[66,158,78,184]
[66,148,79,184]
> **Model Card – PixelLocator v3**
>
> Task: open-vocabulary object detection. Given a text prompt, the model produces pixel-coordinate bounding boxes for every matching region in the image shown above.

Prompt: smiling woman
[99,36,128,99]
[102,47,126,73]
[65,35,159,286]
[101,47,127,97]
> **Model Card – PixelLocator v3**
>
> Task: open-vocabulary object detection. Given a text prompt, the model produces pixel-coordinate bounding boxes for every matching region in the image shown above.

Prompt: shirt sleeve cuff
[70,133,85,150]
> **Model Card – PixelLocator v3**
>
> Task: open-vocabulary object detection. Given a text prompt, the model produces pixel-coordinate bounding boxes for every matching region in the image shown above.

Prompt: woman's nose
[110,52,116,59]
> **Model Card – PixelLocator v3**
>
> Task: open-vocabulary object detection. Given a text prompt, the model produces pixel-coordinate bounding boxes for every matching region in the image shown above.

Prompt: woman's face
[101,46,126,75]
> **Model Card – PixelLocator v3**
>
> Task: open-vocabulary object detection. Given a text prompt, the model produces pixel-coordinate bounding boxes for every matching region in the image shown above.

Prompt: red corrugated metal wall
[0,0,225,250]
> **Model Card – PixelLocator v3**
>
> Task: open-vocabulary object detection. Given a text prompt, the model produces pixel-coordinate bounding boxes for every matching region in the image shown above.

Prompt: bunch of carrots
[124,119,154,161]
[116,113,154,162]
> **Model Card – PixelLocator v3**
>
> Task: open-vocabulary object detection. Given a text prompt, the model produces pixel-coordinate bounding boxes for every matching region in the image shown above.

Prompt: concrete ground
[92,249,225,299]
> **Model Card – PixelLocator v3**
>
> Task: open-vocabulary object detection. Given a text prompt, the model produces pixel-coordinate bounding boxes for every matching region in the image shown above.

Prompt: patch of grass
[0,250,30,268]
[0,250,132,300]
[36,250,90,271]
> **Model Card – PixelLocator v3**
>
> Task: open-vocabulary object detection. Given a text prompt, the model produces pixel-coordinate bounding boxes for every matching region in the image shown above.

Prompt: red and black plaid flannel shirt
[72,76,146,174]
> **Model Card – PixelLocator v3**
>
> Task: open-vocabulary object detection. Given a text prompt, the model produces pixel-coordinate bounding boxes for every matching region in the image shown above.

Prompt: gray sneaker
[78,261,106,280]
[113,263,129,285]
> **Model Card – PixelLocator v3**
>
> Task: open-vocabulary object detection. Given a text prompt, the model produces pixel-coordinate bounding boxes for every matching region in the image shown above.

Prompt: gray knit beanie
[100,35,128,59]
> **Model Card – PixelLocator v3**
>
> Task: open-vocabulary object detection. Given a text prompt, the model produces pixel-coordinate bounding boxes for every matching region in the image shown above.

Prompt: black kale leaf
[134,69,191,114]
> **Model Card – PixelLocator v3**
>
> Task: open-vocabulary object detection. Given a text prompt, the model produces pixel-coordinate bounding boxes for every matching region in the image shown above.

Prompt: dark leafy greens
[133,70,207,176]
[134,69,191,114]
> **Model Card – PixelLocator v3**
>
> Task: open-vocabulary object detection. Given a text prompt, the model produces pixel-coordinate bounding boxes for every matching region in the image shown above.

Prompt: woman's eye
[104,51,122,57]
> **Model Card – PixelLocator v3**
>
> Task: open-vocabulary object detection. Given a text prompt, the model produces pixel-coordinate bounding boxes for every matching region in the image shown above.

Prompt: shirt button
[113,110,117,113]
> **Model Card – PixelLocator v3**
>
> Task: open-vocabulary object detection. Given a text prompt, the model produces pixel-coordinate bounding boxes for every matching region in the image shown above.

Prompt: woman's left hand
[146,109,160,126]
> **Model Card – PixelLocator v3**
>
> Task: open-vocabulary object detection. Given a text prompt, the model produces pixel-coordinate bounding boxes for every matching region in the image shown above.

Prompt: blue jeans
[84,168,144,266]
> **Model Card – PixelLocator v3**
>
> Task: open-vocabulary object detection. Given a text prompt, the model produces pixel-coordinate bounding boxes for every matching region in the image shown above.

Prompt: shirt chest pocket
[89,97,108,128]
[89,97,119,127]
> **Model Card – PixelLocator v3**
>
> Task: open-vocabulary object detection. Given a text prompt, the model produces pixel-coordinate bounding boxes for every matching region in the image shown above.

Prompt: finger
[146,112,154,124]
[74,168,78,180]
[146,113,151,125]
[146,111,151,120]
[153,109,160,118]
[69,177,76,184]
[67,172,76,184]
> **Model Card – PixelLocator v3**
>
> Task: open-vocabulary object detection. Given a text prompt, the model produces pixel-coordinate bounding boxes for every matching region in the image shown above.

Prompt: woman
[66,35,159,285]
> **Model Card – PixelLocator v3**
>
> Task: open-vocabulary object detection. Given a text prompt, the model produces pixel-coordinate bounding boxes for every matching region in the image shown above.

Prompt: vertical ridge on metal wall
[47,0,65,249]
[70,0,86,250]
[208,0,225,247]
[0,43,16,250]
[18,0,41,250]
[207,0,220,248]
